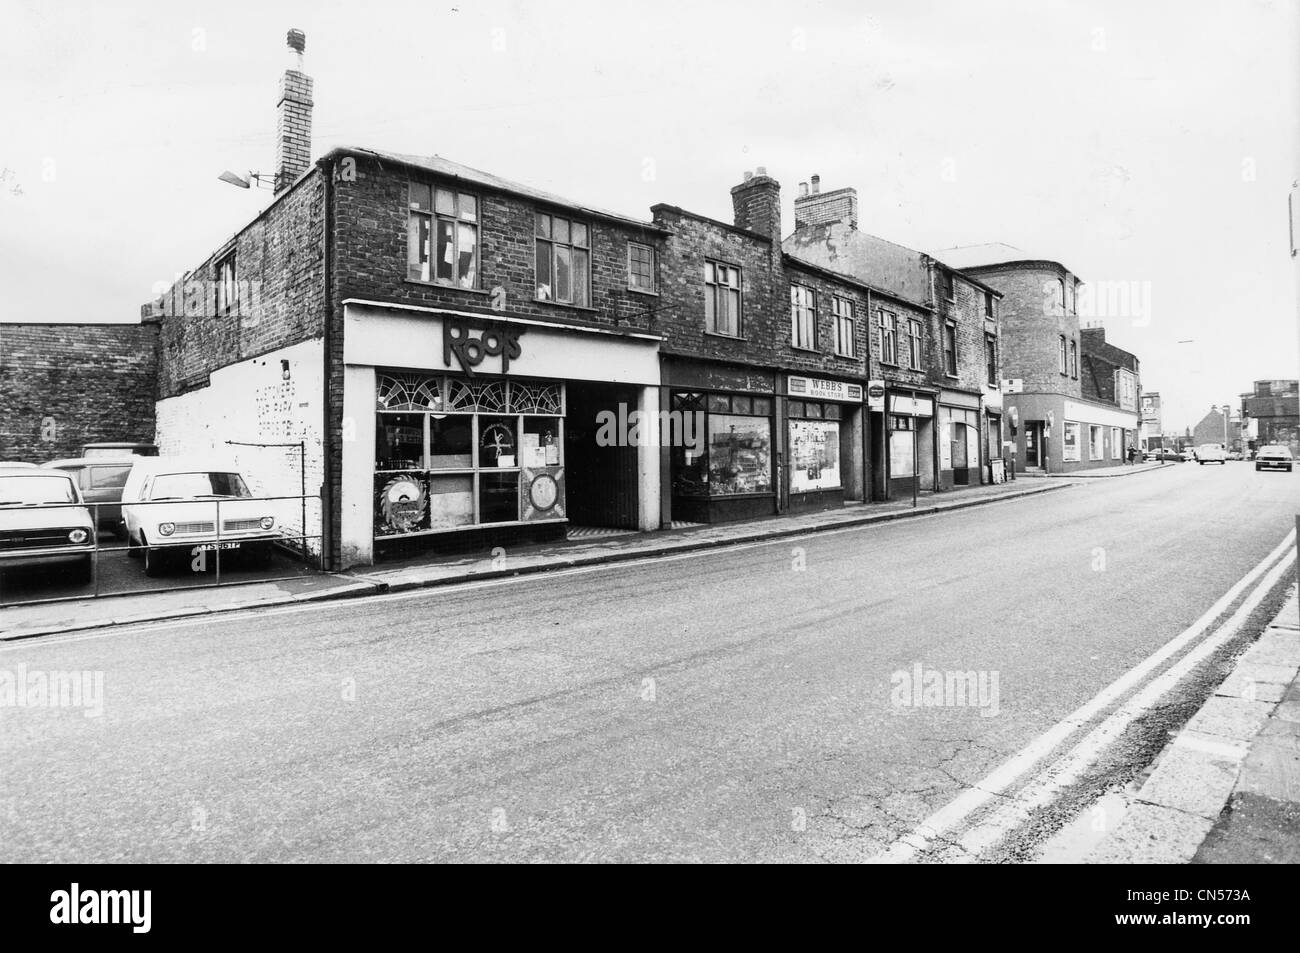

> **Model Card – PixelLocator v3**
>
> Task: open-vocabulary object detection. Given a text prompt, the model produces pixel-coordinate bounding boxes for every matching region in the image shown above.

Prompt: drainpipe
[320,156,335,571]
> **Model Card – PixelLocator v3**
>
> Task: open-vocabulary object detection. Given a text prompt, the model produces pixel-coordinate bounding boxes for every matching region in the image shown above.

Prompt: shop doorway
[1025,421,1044,468]
[564,382,640,530]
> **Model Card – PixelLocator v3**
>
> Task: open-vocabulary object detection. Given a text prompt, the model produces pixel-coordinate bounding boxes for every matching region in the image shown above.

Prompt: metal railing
[0,493,324,608]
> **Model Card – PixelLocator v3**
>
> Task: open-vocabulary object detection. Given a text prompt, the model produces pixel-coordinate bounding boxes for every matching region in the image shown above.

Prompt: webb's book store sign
[787,376,863,403]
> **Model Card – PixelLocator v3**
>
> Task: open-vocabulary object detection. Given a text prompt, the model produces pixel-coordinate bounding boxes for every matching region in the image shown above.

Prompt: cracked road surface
[1,464,1296,862]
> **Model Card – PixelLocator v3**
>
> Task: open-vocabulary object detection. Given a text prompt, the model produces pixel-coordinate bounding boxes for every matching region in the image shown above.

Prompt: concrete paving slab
[1134,743,1243,819]
[1183,696,1275,743]
[1087,803,1215,864]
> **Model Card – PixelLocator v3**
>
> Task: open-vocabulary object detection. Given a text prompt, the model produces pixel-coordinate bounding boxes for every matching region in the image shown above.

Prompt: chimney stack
[793,175,857,231]
[274,28,313,195]
[730,167,781,248]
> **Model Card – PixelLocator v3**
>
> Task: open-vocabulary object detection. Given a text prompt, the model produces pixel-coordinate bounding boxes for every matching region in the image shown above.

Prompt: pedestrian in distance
[1126,445,1137,465]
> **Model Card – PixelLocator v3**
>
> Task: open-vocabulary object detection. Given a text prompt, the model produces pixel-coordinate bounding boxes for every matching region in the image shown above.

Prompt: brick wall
[963,262,1081,397]
[151,170,327,401]
[0,322,160,462]
[649,205,870,382]
[330,153,666,332]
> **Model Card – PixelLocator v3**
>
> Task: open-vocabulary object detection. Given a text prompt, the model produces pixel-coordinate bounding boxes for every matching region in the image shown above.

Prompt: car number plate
[196,542,241,551]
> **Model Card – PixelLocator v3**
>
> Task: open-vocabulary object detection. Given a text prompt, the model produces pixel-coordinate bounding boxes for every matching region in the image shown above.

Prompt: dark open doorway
[564,382,640,529]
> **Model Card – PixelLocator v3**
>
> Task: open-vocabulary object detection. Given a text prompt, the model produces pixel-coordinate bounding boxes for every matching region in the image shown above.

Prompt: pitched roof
[930,242,1080,279]
[332,146,665,232]
[783,223,932,309]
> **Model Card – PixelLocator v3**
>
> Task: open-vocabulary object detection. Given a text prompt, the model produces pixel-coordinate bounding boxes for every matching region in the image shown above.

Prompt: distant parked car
[1194,444,1227,465]
[0,466,95,584]
[41,457,137,537]
[81,442,158,460]
[1227,450,1244,461]
[1179,449,1196,462]
[1255,445,1294,473]
[1154,449,1184,462]
[121,458,281,576]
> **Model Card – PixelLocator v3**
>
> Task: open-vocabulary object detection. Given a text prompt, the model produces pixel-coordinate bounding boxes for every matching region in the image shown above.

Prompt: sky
[1,0,1297,433]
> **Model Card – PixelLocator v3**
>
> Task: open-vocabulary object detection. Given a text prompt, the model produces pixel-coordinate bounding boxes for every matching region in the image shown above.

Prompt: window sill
[703,330,747,342]
[535,297,598,313]
[404,278,489,295]
[627,286,659,297]
[790,345,821,354]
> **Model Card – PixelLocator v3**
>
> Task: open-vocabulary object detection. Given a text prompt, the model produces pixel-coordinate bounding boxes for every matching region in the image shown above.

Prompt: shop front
[662,359,776,525]
[340,300,661,566]
[880,387,937,499]
[938,389,984,490]
[1004,393,1139,475]
[784,375,865,514]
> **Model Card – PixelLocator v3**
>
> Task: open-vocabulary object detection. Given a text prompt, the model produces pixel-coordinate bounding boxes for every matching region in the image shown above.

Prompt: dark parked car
[81,442,159,460]
[42,457,136,537]
[1154,449,1184,462]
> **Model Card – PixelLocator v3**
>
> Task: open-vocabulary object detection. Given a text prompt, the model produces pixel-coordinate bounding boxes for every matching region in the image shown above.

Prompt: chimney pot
[286,28,306,53]
[743,170,753,181]
[811,174,820,194]
[756,165,767,176]
[799,181,809,197]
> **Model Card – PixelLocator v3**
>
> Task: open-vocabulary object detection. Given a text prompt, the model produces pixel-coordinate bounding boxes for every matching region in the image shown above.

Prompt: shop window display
[788,400,843,493]
[671,391,773,498]
[374,373,565,538]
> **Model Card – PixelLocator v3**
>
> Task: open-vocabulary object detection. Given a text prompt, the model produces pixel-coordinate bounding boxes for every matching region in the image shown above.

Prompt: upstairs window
[791,285,816,350]
[984,291,995,318]
[1069,339,1078,379]
[536,212,590,307]
[627,242,657,293]
[216,253,237,315]
[833,296,855,358]
[705,260,742,336]
[878,310,899,364]
[1059,334,1068,375]
[942,269,956,302]
[907,318,923,370]
[943,321,958,376]
[985,333,997,386]
[407,183,479,288]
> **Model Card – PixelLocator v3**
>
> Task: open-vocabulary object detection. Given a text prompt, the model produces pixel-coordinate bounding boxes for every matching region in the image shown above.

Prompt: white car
[1255,445,1294,473]
[121,458,282,576]
[1194,444,1227,465]
[0,467,96,584]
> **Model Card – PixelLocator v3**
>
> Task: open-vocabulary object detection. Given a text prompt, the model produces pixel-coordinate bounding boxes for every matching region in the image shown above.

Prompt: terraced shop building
[935,244,1142,473]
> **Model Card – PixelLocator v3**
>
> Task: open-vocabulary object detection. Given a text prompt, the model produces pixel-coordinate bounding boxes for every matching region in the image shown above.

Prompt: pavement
[1018,461,1172,478]
[1084,588,1300,864]
[0,476,1076,641]
[0,461,1293,862]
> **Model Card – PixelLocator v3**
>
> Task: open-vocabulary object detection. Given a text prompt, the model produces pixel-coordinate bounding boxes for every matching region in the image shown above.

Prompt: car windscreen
[0,475,77,505]
[89,465,133,488]
[150,472,253,500]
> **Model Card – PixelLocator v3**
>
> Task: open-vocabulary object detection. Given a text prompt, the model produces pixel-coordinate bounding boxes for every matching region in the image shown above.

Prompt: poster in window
[707,414,772,495]
[890,430,915,477]
[1063,422,1081,462]
[789,419,841,492]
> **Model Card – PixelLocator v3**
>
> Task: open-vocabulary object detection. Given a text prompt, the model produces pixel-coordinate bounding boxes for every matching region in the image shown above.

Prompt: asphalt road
[1,463,1295,862]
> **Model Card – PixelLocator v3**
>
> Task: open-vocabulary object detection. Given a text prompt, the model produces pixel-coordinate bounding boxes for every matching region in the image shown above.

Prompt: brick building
[1241,379,1299,456]
[1190,406,1240,452]
[935,245,1141,473]
[0,321,160,463]
[785,179,1005,498]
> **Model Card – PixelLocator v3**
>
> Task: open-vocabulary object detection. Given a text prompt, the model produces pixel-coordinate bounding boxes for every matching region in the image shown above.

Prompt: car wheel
[143,541,167,578]
[1255,464,1262,471]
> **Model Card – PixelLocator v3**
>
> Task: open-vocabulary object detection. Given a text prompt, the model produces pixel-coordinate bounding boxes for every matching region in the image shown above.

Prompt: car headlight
[68,528,89,544]
[259,516,275,530]
[158,522,176,536]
